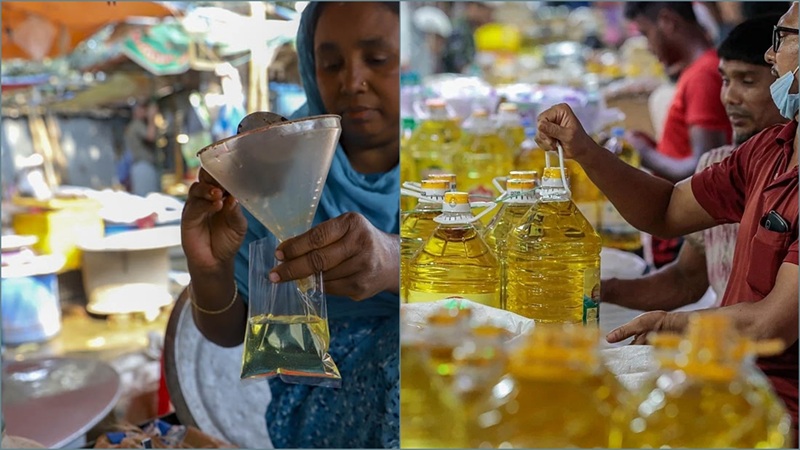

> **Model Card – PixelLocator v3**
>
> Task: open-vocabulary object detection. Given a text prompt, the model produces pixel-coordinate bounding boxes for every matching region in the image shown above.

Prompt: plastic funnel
[197,114,341,241]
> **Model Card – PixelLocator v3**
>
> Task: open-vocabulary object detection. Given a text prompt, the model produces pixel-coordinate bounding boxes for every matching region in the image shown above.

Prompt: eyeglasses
[773,25,799,53]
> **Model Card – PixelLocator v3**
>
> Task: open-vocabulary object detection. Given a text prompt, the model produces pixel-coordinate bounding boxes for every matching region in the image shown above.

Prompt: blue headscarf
[235,2,400,320]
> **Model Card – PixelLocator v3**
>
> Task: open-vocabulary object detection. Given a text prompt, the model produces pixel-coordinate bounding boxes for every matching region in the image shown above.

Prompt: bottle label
[583,267,601,325]
[407,290,501,309]
[600,201,638,235]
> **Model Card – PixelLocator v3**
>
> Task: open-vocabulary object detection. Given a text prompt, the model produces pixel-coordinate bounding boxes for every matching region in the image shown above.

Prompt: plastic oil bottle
[495,102,526,155]
[598,127,642,251]
[453,109,513,202]
[400,117,418,212]
[400,179,449,302]
[619,314,792,448]
[564,158,603,230]
[451,324,510,449]
[478,324,622,448]
[515,128,547,174]
[484,179,538,308]
[406,192,501,308]
[400,308,470,448]
[406,98,462,183]
[505,163,602,325]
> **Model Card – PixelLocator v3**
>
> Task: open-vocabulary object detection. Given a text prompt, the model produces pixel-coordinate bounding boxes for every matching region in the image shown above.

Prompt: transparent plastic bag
[240,234,341,387]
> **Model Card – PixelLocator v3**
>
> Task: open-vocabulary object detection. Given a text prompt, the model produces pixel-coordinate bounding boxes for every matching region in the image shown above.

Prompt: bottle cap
[499,102,519,113]
[506,179,536,191]
[427,173,457,190]
[426,98,447,109]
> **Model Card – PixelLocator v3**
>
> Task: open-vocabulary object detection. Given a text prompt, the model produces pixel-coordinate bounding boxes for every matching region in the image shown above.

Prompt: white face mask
[770,66,800,120]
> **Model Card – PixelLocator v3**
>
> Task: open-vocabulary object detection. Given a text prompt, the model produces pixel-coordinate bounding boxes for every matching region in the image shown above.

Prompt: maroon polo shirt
[692,120,798,431]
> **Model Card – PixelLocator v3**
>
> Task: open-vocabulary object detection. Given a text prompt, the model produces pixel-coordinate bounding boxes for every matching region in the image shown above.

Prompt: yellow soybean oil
[598,127,642,251]
[484,179,537,308]
[407,192,501,308]
[496,102,526,153]
[564,159,603,230]
[453,109,513,202]
[515,128,547,173]
[406,98,461,182]
[620,314,792,449]
[401,308,471,448]
[400,179,449,302]
[505,167,601,324]
[479,324,622,448]
[241,314,339,380]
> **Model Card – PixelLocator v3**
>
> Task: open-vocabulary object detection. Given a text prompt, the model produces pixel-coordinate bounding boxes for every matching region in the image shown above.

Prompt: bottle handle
[544,144,573,197]
[402,181,424,193]
[492,176,508,194]
[401,188,439,204]
[470,201,499,223]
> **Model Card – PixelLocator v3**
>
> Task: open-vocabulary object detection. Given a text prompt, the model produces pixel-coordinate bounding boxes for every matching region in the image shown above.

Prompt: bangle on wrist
[192,280,239,315]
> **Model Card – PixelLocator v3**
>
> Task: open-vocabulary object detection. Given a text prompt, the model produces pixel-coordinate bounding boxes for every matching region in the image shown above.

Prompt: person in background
[181,2,400,448]
[124,100,161,196]
[536,2,798,440]
[442,2,494,74]
[602,14,787,311]
[623,2,733,268]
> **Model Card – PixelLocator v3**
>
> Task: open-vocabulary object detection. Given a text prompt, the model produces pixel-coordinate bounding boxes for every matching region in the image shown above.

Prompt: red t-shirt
[658,49,732,159]
[692,121,799,432]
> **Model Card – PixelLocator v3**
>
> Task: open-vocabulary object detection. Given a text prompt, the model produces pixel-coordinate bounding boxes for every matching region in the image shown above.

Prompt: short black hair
[623,2,697,23]
[718,14,782,67]
[742,1,792,19]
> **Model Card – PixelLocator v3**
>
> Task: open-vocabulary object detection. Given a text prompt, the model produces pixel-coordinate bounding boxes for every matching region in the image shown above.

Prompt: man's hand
[535,103,601,161]
[606,311,689,345]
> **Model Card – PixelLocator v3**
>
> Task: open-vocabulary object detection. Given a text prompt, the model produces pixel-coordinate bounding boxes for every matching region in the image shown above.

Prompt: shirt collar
[776,120,798,151]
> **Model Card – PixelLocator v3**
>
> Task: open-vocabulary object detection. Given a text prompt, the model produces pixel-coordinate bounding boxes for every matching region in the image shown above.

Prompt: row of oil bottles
[400,137,639,324]
[400,98,643,253]
[400,305,792,448]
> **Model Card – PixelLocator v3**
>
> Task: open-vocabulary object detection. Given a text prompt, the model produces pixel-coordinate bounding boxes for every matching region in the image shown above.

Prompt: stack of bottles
[400,98,647,325]
[401,306,792,449]
[615,314,792,448]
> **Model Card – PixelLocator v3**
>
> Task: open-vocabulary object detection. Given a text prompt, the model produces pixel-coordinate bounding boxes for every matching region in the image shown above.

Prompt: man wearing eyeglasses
[535,2,799,443]
[602,14,787,316]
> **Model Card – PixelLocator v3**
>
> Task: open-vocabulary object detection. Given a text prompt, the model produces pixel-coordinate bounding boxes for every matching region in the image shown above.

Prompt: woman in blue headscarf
[180,2,400,448]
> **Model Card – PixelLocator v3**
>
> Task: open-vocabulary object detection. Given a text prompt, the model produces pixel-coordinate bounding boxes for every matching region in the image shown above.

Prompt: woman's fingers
[270,236,355,283]
[276,213,362,261]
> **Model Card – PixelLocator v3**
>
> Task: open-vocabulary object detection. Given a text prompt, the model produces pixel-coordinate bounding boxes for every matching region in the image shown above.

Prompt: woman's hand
[181,168,248,274]
[269,212,400,301]
[535,103,599,161]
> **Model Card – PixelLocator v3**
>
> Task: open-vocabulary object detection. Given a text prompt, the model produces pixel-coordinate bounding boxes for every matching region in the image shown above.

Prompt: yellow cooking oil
[479,324,622,448]
[406,98,462,183]
[496,102,526,154]
[451,324,510,449]
[564,159,603,230]
[240,314,339,379]
[484,179,537,308]
[401,307,471,448]
[515,128,547,173]
[400,179,449,302]
[598,127,642,251]
[407,192,501,308]
[505,167,602,324]
[620,314,792,449]
[453,109,513,202]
